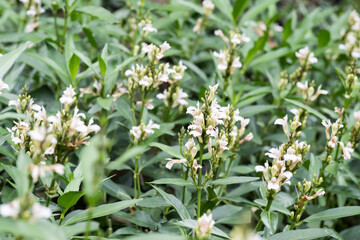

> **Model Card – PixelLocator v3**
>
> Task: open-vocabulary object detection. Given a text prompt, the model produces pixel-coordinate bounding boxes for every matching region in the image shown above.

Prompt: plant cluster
[0,0,359,240]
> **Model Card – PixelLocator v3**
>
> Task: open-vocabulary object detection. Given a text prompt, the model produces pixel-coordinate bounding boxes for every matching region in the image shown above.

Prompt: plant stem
[46,178,56,207]
[134,154,141,199]
[255,195,274,232]
[196,144,204,218]
[218,155,235,197]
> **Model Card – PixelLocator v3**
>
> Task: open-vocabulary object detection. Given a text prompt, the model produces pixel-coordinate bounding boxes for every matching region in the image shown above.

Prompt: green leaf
[0,112,30,121]
[58,191,84,211]
[107,146,149,170]
[212,0,233,22]
[304,206,360,222]
[174,219,230,239]
[209,176,259,185]
[69,54,80,81]
[62,199,142,225]
[124,233,184,240]
[151,178,194,187]
[239,105,277,118]
[83,27,98,48]
[268,228,338,240]
[284,98,327,120]
[149,142,182,159]
[0,218,66,240]
[98,55,107,76]
[318,29,331,48]
[261,211,278,235]
[0,43,29,79]
[97,97,113,110]
[76,6,117,23]
[240,0,279,24]
[151,185,190,220]
[282,18,292,41]
[182,60,207,83]
[249,47,291,67]
[232,0,250,22]
[62,221,99,238]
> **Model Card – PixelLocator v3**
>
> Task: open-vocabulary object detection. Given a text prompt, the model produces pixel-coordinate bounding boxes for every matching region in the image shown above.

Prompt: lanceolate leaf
[304,206,360,222]
[268,228,338,240]
[62,199,142,225]
[152,185,191,220]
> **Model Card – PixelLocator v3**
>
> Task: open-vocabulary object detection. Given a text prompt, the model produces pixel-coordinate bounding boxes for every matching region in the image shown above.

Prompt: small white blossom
[339,142,354,160]
[60,85,76,105]
[165,158,187,170]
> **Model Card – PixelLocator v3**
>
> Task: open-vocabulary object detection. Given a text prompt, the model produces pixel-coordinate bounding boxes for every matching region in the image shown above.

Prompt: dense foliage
[0,0,359,239]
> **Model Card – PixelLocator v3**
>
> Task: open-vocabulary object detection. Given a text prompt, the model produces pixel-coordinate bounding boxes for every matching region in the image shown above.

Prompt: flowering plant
[0,1,359,240]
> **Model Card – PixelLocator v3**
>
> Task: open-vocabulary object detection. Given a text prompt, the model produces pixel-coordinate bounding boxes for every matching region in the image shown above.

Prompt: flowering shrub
[0,0,359,239]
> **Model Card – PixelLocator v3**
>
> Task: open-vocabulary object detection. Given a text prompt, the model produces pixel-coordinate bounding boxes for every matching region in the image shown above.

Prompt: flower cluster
[279,47,318,90]
[290,180,325,228]
[7,86,100,183]
[130,119,160,143]
[213,30,250,89]
[296,81,328,104]
[195,212,215,240]
[193,0,215,34]
[156,61,189,110]
[0,196,51,221]
[21,0,45,33]
[167,84,252,179]
[322,118,343,150]
[339,10,360,58]
[138,19,157,36]
[256,115,310,194]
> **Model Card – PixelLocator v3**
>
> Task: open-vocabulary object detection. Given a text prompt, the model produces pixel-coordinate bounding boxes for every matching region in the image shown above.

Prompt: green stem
[182,168,189,204]
[218,155,235,197]
[255,195,274,232]
[196,144,204,218]
[134,155,140,199]
[84,206,93,239]
[46,178,56,207]
[137,92,146,125]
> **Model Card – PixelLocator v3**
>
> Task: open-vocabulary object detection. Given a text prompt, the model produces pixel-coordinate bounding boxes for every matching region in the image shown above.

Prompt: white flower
[165,158,187,170]
[267,177,280,190]
[213,51,227,71]
[255,165,265,172]
[193,18,203,33]
[339,142,354,160]
[321,119,331,139]
[139,76,152,86]
[0,199,20,218]
[232,57,242,69]
[86,118,101,134]
[354,111,360,122]
[0,78,9,94]
[60,85,76,105]
[327,136,337,148]
[144,120,160,135]
[265,148,281,161]
[28,126,47,141]
[214,29,229,42]
[32,202,52,219]
[160,41,171,52]
[70,107,87,133]
[140,23,157,33]
[274,115,289,138]
[316,189,325,196]
[202,0,214,15]
[274,23,283,32]
[192,160,202,170]
[196,213,215,239]
[206,125,218,138]
[284,147,301,163]
[130,126,141,140]
[208,84,219,101]
[295,46,318,64]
